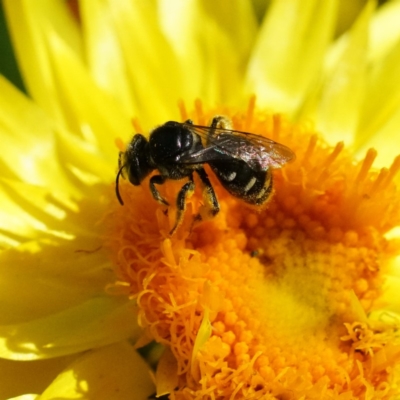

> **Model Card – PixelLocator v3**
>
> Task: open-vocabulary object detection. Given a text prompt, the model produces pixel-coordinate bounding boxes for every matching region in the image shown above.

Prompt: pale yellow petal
[374,255,400,313]
[80,0,137,119]
[155,348,178,398]
[0,180,77,247]
[0,297,139,360]
[250,0,270,23]
[201,0,258,106]
[335,0,366,36]
[40,342,155,400]
[4,1,134,150]
[355,10,400,142]
[369,0,400,63]
[315,0,373,145]
[201,0,257,61]
[0,233,116,323]
[3,0,82,126]
[0,140,111,245]
[45,32,132,158]
[8,395,39,400]
[355,110,400,168]
[0,76,78,196]
[0,355,75,399]
[159,0,257,108]
[108,0,184,127]
[191,308,211,369]
[353,2,400,166]
[54,128,115,188]
[246,0,338,114]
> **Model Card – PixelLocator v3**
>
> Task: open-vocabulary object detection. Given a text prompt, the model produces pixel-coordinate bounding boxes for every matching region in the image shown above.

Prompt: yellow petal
[4,1,134,151]
[355,5,400,155]
[0,76,77,196]
[315,0,374,145]
[45,32,132,158]
[107,0,184,126]
[80,0,137,119]
[39,342,155,400]
[159,0,257,107]
[201,0,257,62]
[335,0,366,36]
[0,296,139,360]
[0,233,115,320]
[155,347,178,397]
[246,0,338,114]
[368,0,400,63]
[375,255,400,314]
[356,110,400,168]
[54,128,115,188]
[348,2,400,167]
[0,156,111,245]
[0,355,75,399]
[0,179,76,247]
[3,0,82,125]
[191,307,212,369]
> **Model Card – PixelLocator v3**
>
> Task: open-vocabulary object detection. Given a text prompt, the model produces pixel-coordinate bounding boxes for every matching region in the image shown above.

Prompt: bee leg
[207,116,233,144]
[149,175,169,206]
[196,168,220,219]
[170,175,195,235]
[210,115,232,130]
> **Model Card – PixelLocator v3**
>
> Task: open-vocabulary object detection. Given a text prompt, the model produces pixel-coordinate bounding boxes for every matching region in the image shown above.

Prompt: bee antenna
[115,165,126,205]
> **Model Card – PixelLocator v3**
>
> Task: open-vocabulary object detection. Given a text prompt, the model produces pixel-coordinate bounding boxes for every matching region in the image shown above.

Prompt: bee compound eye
[126,134,153,185]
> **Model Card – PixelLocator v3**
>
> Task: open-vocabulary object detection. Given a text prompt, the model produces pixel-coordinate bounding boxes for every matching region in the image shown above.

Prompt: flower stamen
[178,99,189,122]
[356,148,378,185]
[383,155,400,190]
[245,94,256,128]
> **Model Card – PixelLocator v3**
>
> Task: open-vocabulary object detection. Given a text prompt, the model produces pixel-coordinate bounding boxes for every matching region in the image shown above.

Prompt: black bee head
[123,134,153,186]
[116,134,154,205]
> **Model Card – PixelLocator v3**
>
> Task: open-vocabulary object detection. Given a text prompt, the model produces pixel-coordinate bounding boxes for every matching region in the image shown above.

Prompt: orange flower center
[107,99,400,399]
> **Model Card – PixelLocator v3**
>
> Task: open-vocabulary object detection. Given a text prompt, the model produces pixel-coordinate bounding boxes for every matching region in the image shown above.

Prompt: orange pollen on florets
[106,98,400,399]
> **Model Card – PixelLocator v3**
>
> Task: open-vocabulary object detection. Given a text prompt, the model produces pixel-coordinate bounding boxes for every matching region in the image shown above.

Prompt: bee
[116,116,295,234]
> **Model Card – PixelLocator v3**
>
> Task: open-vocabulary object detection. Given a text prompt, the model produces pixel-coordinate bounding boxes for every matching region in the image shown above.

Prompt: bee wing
[179,124,295,171]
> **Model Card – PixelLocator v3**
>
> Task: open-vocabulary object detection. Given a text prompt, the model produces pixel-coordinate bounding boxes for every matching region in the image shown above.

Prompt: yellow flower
[1,0,400,399]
